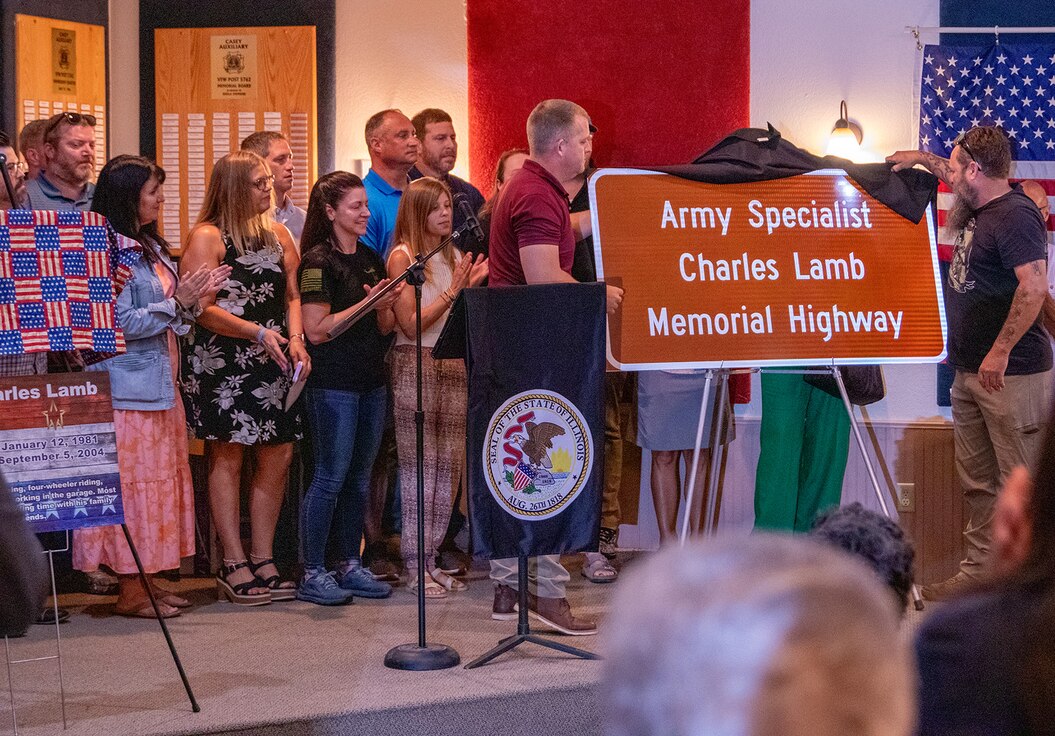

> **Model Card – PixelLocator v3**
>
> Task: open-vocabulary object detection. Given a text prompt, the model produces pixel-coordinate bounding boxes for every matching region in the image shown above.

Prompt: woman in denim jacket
[74,155,229,618]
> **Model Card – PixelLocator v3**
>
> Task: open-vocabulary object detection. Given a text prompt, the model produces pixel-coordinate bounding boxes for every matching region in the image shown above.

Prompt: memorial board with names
[1,373,124,533]
[15,14,108,170]
[154,26,318,251]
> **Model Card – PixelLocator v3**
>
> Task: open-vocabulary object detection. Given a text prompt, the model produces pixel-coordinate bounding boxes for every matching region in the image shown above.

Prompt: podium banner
[463,283,606,559]
[1,373,124,532]
[590,169,946,370]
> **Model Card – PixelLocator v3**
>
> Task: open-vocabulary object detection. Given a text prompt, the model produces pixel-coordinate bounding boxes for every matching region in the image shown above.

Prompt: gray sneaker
[339,565,393,599]
[297,571,354,606]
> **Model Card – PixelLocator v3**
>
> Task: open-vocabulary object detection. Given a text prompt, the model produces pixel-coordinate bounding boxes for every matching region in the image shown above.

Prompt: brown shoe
[368,557,401,583]
[529,596,597,636]
[920,571,981,602]
[492,583,517,621]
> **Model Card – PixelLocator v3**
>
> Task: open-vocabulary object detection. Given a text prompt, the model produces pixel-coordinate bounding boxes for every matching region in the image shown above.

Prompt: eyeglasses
[251,174,275,191]
[954,130,983,173]
[4,161,26,175]
[44,112,98,143]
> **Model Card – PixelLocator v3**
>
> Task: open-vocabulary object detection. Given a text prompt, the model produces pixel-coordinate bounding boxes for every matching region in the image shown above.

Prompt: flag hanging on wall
[917,43,1055,405]
[918,43,1055,257]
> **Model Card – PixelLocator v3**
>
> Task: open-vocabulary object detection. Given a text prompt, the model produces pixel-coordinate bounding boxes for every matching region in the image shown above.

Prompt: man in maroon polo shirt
[488,99,623,636]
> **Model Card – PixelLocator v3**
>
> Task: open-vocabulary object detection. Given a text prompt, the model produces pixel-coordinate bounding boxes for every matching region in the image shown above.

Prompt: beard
[946,196,974,233]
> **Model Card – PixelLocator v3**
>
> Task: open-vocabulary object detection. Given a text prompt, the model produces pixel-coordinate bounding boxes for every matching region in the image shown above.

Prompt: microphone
[453,193,485,242]
[0,152,18,209]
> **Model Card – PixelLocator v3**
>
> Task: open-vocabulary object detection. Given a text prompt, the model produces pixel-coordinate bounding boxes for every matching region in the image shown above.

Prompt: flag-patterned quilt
[0,209,140,356]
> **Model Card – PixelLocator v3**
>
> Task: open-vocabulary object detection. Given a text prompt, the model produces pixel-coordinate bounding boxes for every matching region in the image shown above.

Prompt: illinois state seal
[483,390,592,520]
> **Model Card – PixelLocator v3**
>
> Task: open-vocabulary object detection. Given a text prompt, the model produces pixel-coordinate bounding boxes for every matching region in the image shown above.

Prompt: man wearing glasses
[888,127,1051,600]
[25,112,96,211]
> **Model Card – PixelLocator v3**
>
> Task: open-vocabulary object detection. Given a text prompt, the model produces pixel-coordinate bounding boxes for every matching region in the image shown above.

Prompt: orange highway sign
[589,169,946,370]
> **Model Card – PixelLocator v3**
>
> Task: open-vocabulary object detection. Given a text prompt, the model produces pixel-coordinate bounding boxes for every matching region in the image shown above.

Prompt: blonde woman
[387,177,486,597]
[180,151,311,606]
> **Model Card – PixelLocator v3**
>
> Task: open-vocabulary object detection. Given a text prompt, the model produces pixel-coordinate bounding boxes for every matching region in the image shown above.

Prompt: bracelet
[289,333,305,342]
[441,290,455,305]
[255,325,266,344]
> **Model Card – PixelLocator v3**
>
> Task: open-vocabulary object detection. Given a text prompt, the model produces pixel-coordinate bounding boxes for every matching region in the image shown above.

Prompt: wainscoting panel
[619,416,964,585]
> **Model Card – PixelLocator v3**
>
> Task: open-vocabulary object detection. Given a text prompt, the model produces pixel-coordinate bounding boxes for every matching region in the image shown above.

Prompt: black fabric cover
[651,124,938,224]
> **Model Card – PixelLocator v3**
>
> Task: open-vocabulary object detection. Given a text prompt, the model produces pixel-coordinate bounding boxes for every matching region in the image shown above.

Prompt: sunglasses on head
[44,112,97,142]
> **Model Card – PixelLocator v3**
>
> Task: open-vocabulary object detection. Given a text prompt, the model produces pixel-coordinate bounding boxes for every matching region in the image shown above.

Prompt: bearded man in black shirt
[888,127,1051,600]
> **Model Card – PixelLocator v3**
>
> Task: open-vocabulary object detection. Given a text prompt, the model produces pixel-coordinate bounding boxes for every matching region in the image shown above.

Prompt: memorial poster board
[1,373,124,533]
[590,169,947,370]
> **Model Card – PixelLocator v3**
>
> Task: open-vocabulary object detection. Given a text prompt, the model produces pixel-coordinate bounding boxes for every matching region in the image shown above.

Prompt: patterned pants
[392,346,467,569]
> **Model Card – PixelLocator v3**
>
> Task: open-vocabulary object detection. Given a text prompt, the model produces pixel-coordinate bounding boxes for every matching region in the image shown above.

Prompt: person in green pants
[754,372,850,532]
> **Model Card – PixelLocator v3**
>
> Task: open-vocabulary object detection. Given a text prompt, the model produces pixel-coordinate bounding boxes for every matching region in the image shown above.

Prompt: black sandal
[216,561,271,606]
[248,557,297,602]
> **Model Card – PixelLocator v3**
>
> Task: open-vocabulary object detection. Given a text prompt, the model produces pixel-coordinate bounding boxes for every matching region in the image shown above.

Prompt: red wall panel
[467,0,751,189]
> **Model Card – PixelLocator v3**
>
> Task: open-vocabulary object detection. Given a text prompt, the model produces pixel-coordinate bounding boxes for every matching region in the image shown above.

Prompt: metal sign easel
[678,364,924,611]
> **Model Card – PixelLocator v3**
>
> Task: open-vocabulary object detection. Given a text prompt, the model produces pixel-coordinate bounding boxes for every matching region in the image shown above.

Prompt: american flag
[0,210,139,356]
[917,44,1055,274]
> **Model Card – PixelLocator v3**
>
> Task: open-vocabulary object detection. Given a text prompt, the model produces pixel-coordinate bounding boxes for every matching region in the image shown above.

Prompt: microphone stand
[0,153,19,207]
[338,221,474,671]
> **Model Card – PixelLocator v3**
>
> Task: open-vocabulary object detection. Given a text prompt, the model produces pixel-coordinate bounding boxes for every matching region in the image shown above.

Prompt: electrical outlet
[896,482,915,513]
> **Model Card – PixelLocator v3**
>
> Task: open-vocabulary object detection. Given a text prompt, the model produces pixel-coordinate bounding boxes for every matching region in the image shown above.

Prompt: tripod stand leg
[679,370,714,545]
[522,635,600,660]
[4,636,17,735]
[463,636,529,669]
[831,369,925,611]
[46,549,67,729]
[121,524,200,712]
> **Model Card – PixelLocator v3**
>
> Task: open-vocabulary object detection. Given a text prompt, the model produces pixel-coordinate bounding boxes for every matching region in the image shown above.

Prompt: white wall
[108,0,140,156]
[334,0,470,180]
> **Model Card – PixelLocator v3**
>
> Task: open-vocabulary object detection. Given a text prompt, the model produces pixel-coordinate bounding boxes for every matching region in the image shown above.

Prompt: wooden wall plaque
[153,26,318,250]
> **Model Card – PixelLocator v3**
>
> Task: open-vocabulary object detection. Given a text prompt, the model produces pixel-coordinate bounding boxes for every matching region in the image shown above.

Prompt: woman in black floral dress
[180,150,311,605]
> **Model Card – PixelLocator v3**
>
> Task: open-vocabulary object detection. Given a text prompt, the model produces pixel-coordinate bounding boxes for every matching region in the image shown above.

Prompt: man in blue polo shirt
[25,112,96,211]
[361,109,419,258]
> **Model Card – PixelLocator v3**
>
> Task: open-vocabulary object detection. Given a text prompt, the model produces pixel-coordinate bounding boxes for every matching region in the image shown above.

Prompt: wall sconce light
[826,100,863,159]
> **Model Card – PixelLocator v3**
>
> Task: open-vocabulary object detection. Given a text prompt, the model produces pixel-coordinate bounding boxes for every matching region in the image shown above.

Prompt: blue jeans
[301,386,387,569]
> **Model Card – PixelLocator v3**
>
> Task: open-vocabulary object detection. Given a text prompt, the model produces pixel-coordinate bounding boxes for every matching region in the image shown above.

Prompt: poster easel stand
[678,365,924,612]
[4,534,70,735]
[3,524,199,733]
[0,175,201,724]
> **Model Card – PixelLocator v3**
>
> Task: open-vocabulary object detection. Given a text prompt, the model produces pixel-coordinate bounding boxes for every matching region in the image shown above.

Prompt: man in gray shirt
[241,130,306,248]
[24,112,96,211]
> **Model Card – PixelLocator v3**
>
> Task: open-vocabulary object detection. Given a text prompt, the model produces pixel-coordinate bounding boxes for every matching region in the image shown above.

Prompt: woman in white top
[387,177,487,597]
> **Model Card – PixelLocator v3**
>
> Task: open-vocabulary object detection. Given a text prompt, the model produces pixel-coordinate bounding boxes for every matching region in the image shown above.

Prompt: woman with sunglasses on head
[387,177,486,597]
[180,150,311,606]
[74,155,231,618]
[295,172,402,605]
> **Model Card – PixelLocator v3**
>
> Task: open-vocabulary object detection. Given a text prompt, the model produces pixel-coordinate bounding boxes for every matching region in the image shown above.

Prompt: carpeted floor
[3,554,624,736]
[3,551,934,736]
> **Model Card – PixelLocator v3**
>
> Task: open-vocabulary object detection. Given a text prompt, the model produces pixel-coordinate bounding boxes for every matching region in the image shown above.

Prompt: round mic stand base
[384,642,461,671]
